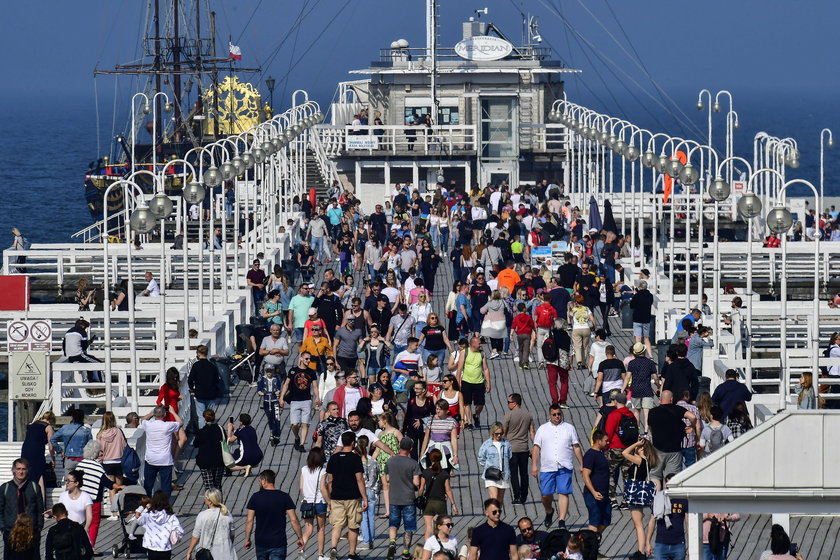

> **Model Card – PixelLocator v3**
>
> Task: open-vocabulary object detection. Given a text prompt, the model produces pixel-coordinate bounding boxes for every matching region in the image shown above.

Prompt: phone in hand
[229,416,235,424]
[789,543,798,556]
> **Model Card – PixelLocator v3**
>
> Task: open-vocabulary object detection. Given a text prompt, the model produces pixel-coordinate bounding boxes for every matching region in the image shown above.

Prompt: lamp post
[820,128,834,201]
[768,179,821,410]
[266,76,276,114]
[102,179,157,412]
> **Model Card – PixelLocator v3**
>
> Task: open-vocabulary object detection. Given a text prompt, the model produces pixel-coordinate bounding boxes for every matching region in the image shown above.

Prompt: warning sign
[6,320,53,353]
[9,351,48,400]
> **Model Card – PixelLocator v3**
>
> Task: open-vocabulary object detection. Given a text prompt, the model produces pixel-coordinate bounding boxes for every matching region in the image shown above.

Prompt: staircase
[305,148,329,200]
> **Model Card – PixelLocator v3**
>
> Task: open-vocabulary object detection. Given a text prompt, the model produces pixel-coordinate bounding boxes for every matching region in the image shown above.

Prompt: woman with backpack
[544,318,572,407]
[702,513,739,560]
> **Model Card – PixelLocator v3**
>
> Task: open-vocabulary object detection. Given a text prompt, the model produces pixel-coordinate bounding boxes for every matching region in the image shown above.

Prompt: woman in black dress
[21,411,56,499]
[193,409,226,491]
[418,238,440,295]
[227,413,263,477]
[403,381,435,459]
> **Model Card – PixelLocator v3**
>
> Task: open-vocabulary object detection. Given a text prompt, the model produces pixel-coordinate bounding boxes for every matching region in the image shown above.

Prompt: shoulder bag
[622,458,655,507]
[195,509,223,560]
[300,467,323,519]
[483,443,504,482]
[220,425,236,469]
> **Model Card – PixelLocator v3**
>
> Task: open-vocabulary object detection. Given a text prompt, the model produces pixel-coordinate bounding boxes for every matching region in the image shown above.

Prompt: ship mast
[173,0,182,132]
[154,0,162,146]
[427,0,439,125]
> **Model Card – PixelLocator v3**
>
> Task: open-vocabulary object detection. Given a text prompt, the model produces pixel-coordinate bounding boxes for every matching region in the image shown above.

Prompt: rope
[94,76,101,157]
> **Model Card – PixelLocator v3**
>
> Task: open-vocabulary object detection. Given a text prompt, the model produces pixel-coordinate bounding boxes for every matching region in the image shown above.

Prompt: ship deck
[42,258,840,560]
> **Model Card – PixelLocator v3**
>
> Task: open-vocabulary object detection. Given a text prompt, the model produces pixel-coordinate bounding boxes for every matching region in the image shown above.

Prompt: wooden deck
[42,255,838,559]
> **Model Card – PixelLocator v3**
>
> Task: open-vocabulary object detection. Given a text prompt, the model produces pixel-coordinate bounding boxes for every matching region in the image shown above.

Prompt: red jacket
[334,385,370,417]
[534,302,558,329]
[511,313,535,335]
[604,406,635,450]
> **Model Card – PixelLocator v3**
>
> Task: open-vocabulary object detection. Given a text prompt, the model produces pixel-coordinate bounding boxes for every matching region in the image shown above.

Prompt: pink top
[702,513,740,543]
[97,427,127,463]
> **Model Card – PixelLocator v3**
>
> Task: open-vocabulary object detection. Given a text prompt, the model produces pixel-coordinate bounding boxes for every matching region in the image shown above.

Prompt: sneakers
[298,549,306,560]
[329,548,338,560]
[557,519,566,529]
[513,355,520,362]
[473,416,481,428]
[610,500,620,510]
[559,402,569,409]
[522,364,530,370]
[544,510,554,527]
[357,542,371,551]
[270,436,279,447]
[490,352,500,359]
[387,541,397,560]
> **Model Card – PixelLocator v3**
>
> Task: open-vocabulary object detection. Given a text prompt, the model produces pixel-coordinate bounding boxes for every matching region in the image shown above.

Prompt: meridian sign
[454,36,513,61]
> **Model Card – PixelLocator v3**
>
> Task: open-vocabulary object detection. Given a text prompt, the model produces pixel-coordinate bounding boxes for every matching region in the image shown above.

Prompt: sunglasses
[522,527,534,532]
[442,522,454,528]
[494,432,503,436]
[551,412,562,417]
[489,509,500,515]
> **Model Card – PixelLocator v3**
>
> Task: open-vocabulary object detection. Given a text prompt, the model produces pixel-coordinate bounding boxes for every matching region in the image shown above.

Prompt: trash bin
[656,339,671,372]
[621,303,634,330]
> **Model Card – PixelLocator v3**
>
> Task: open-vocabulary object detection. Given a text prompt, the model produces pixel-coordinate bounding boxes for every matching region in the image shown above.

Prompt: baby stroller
[111,485,148,558]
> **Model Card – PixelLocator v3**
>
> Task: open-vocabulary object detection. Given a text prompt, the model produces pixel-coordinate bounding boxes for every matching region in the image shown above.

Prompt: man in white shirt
[140,405,185,498]
[259,324,290,374]
[531,404,583,530]
[141,271,160,297]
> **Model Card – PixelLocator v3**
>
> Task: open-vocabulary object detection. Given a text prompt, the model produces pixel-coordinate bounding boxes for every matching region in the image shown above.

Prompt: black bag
[300,501,316,520]
[541,338,559,363]
[708,517,731,555]
[195,510,223,560]
[414,472,437,510]
[43,462,58,488]
[483,467,503,482]
[617,413,640,446]
[434,536,457,560]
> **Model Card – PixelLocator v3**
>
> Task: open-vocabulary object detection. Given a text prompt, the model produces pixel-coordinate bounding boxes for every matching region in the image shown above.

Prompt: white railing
[309,126,342,187]
[523,124,568,152]
[317,124,478,156]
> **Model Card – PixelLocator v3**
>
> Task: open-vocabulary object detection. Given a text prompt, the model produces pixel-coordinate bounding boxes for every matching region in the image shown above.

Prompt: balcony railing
[316,125,478,156]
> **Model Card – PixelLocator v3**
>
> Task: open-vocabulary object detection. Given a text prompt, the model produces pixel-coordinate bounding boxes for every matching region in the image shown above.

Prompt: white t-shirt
[145,279,161,297]
[260,336,289,366]
[382,286,401,304]
[424,535,459,556]
[60,490,93,524]
[589,340,608,378]
[533,421,579,472]
[141,419,181,466]
[343,387,362,418]
[300,465,327,503]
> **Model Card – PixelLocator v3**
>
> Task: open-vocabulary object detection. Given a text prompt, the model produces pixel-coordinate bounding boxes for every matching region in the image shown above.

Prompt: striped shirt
[76,458,111,503]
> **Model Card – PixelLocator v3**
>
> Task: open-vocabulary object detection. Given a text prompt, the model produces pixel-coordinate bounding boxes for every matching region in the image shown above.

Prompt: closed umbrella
[588,196,603,232]
[603,199,619,235]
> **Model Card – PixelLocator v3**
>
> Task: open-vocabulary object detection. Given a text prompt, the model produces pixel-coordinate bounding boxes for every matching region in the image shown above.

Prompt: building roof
[667,410,840,514]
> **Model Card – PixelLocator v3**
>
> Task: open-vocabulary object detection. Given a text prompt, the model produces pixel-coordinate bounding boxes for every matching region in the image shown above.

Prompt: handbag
[220,425,236,469]
[195,510,222,560]
[622,459,655,507]
[414,471,437,510]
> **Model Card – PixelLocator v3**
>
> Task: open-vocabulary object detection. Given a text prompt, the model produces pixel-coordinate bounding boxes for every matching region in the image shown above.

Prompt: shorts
[422,499,447,517]
[289,400,312,424]
[472,219,487,231]
[329,499,362,530]
[388,504,417,532]
[461,381,486,406]
[103,463,123,477]
[631,396,655,410]
[300,502,328,518]
[649,451,682,481]
[633,322,650,338]
[539,468,573,496]
[583,490,612,527]
[337,356,357,371]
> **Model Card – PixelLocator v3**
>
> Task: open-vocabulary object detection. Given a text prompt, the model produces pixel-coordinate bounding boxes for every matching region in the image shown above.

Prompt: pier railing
[314,124,478,157]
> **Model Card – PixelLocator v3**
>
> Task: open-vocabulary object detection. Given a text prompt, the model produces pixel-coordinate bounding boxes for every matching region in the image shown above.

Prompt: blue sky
[1,0,837,106]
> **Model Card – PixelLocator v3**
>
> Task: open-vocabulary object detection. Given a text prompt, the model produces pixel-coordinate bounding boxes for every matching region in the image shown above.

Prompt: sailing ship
[83,0,266,227]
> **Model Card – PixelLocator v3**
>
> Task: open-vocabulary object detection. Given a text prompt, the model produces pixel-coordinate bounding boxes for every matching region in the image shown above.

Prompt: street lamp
[266,76,276,112]
[821,128,834,200]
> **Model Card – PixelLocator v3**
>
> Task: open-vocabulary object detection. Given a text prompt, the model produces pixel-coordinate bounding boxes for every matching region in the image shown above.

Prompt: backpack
[541,528,571,558]
[51,526,78,560]
[541,338,558,363]
[708,517,731,555]
[120,442,141,484]
[707,426,727,453]
[617,413,640,446]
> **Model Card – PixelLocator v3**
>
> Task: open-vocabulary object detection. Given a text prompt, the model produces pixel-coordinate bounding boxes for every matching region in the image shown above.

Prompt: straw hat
[632,342,646,356]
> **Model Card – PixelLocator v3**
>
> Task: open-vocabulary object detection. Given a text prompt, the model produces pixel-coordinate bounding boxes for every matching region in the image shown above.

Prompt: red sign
[0,277,29,311]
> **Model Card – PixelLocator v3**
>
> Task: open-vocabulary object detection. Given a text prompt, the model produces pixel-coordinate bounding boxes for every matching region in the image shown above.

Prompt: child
[797,371,817,409]
[510,302,536,369]
[126,495,152,540]
[257,365,282,446]
[424,354,442,384]
[518,545,535,560]
[699,405,735,454]
[562,534,584,560]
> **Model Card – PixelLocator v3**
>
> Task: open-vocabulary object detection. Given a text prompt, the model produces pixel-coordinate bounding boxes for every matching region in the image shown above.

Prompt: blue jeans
[703,544,727,560]
[439,228,449,252]
[368,264,377,281]
[143,463,173,499]
[256,546,288,560]
[295,327,305,344]
[195,399,217,429]
[311,236,326,261]
[430,227,440,250]
[681,447,697,469]
[654,542,685,560]
[361,488,377,543]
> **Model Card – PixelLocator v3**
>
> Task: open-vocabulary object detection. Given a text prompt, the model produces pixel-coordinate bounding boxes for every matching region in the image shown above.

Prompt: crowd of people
[0,180,811,560]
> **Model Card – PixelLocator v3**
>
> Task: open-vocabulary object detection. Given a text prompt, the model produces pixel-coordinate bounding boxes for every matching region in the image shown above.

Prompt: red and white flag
[228,42,242,60]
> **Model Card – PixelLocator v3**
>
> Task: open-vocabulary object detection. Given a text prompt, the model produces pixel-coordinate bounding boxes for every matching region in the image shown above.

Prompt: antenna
[475,7,488,18]
[529,16,542,44]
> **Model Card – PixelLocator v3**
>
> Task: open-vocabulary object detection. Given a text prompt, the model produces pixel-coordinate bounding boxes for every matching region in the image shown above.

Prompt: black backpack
[541,338,559,363]
[51,527,79,560]
[617,413,640,446]
[708,517,731,555]
[541,528,571,558]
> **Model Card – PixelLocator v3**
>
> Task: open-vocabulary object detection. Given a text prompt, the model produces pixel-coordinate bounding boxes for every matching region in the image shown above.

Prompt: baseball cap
[399,437,414,451]
[307,308,317,316]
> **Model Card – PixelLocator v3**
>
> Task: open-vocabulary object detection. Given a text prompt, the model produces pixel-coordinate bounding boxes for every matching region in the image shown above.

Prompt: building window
[404,106,459,125]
